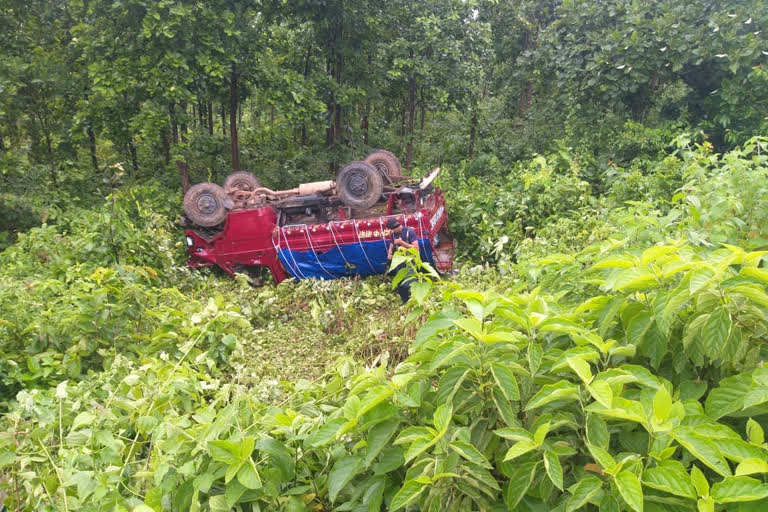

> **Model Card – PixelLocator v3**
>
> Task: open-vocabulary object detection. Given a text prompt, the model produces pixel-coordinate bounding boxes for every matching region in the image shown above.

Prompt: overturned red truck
[181,150,455,283]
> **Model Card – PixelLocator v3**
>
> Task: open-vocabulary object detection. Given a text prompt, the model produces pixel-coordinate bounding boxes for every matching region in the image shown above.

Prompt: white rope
[301,225,336,278]
[277,227,307,279]
[354,220,376,273]
[328,221,353,269]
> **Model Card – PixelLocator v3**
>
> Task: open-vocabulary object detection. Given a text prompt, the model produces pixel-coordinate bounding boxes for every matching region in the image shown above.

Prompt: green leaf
[328,456,363,503]
[642,461,696,499]
[699,307,730,359]
[410,281,431,305]
[208,440,241,465]
[711,476,768,503]
[364,419,400,467]
[567,357,593,384]
[626,311,654,345]
[453,317,483,339]
[236,460,262,490]
[525,380,580,410]
[746,418,764,445]
[587,443,616,472]
[735,458,768,476]
[310,418,347,447]
[433,403,452,432]
[566,475,602,511]
[503,461,537,509]
[674,429,732,477]
[437,366,469,404]
[691,465,710,498]
[544,451,563,490]
[615,470,644,512]
[588,380,613,408]
[449,441,491,468]
[491,363,520,401]
[72,412,96,431]
[225,479,246,508]
[390,479,428,511]
[503,440,538,461]
[652,386,672,423]
[705,373,750,419]
[587,414,610,448]
[697,496,715,512]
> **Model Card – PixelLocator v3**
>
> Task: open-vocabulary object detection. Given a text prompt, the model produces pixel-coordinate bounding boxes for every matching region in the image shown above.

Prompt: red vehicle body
[184,187,454,283]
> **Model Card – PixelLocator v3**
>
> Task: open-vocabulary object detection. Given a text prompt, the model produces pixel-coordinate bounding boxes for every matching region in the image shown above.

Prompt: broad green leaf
[641,245,678,266]
[626,311,654,346]
[588,380,613,408]
[587,414,610,448]
[72,412,96,431]
[544,451,563,490]
[642,461,696,499]
[328,456,363,503]
[587,443,616,472]
[528,343,543,375]
[310,418,347,447]
[503,461,537,509]
[225,479,246,508]
[711,476,768,503]
[208,440,241,465]
[437,366,470,404]
[567,357,593,384]
[615,470,644,512]
[566,475,602,511]
[689,267,715,295]
[586,397,646,424]
[390,479,428,511]
[699,307,730,360]
[697,497,714,512]
[453,317,483,340]
[611,267,657,292]
[592,257,635,270]
[373,447,404,475]
[735,458,768,476]
[691,465,710,498]
[410,281,431,305]
[491,363,520,401]
[449,441,491,468]
[746,418,764,445]
[533,422,550,446]
[525,380,580,410]
[673,429,732,477]
[364,419,400,467]
[705,373,751,419]
[433,404,452,432]
[236,460,262,490]
[503,440,537,461]
[652,386,673,423]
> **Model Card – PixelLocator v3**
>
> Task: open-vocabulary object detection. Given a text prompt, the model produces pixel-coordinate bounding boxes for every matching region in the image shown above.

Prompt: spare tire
[183,183,229,227]
[224,171,261,194]
[364,149,402,178]
[336,161,383,209]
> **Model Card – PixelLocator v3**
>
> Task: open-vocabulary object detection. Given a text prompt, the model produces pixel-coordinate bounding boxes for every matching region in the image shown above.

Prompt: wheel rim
[348,172,369,197]
[196,193,220,215]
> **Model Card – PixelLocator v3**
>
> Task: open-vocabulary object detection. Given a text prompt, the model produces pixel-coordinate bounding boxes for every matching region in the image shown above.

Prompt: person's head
[386,218,402,233]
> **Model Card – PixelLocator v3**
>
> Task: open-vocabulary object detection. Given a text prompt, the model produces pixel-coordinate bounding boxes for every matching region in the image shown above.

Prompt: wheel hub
[348,173,369,197]
[196,193,219,214]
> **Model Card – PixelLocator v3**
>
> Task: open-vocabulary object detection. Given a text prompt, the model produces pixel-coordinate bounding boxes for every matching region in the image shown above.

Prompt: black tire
[223,171,261,194]
[183,183,229,227]
[336,161,384,209]
[364,149,402,178]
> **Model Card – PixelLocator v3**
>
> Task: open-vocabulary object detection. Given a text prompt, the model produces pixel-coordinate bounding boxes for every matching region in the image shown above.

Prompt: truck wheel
[336,161,383,209]
[365,149,402,178]
[224,171,261,193]
[183,183,229,227]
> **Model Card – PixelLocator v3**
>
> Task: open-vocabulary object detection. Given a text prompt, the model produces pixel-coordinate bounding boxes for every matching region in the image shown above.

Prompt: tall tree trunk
[128,137,138,173]
[169,103,178,144]
[230,66,240,172]
[87,124,98,171]
[406,72,416,169]
[198,99,203,128]
[162,128,170,164]
[300,43,312,146]
[208,101,214,136]
[221,104,226,137]
[400,100,406,138]
[180,103,188,138]
[468,112,478,159]
[361,106,369,145]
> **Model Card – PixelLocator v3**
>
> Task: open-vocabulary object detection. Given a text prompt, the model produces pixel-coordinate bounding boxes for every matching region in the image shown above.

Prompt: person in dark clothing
[386,218,419,303]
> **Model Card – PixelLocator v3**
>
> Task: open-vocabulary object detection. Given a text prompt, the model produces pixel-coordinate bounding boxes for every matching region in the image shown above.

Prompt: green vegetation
[2,0,768,511]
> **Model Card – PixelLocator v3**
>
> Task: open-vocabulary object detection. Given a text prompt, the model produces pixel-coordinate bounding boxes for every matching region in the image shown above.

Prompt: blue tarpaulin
[277,239,434,280]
